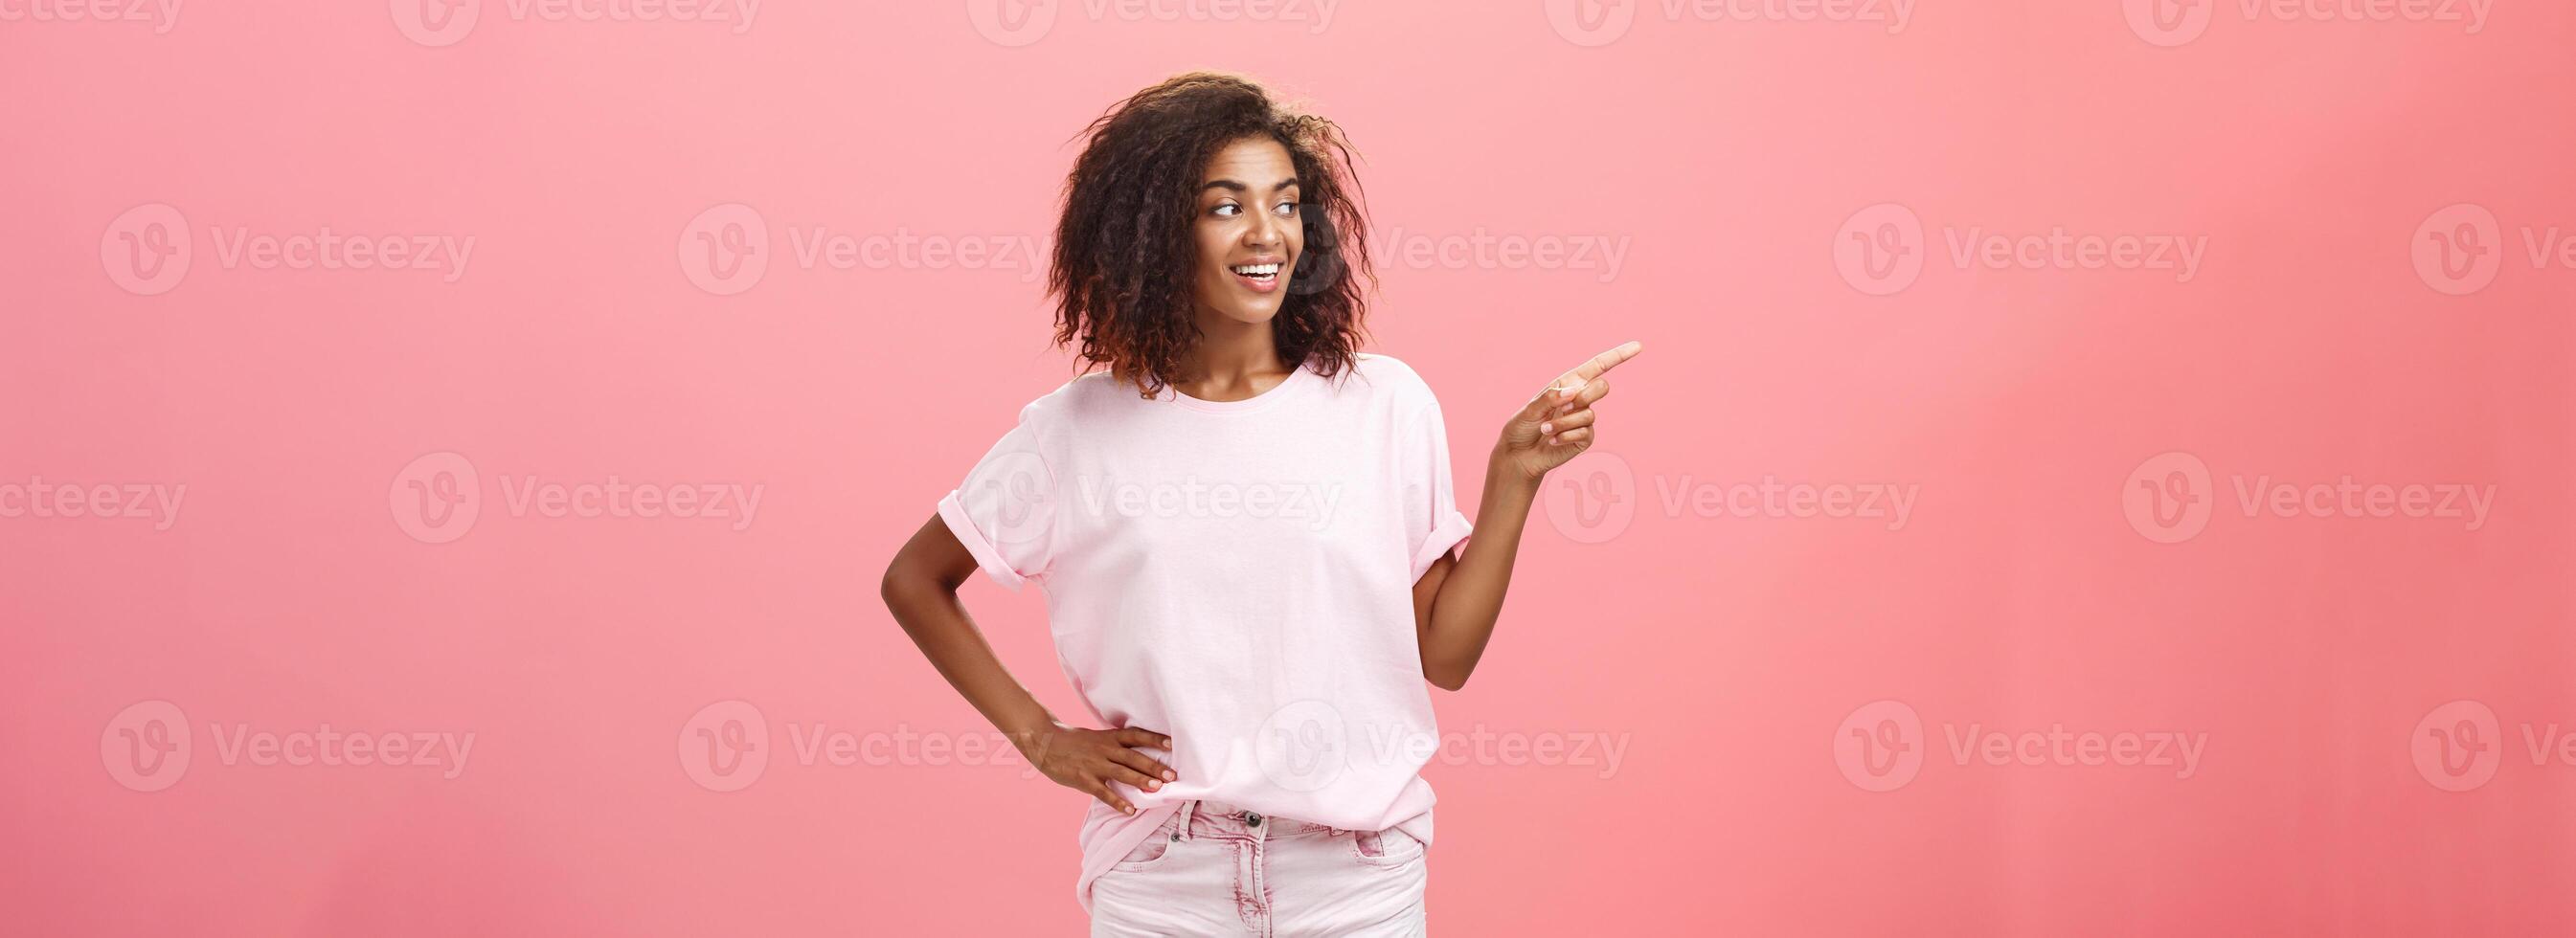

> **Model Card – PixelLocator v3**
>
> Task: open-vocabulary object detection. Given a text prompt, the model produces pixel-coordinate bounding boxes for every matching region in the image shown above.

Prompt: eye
[1210,202,1242,217]
[1273,201,1299,217]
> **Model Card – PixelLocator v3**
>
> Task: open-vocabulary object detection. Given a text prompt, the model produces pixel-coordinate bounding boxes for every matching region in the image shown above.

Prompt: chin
[1203,296,1287,326]
[1230,302,1285,324]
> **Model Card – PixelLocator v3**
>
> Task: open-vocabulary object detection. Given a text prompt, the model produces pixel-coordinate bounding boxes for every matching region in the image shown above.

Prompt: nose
[1245,207,1287,250]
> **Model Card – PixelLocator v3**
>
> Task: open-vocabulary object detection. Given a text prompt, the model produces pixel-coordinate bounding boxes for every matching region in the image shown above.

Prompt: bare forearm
[1422,451,1541,689]
[882,574,1064,748]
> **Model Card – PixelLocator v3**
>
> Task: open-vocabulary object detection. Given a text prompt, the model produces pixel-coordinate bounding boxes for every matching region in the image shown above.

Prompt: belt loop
[1175,799,1197,841]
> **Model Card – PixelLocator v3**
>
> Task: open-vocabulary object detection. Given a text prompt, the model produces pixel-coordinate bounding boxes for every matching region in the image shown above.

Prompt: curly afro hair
[1049,71,1373,399]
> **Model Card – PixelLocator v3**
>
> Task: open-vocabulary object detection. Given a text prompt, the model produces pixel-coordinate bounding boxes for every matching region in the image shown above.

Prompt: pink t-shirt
[936,352,1473,915]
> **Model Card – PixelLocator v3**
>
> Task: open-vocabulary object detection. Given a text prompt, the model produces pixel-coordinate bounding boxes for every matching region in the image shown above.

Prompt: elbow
[881,554,965,614]
[1426,665,1469,693]
[880,558,925,611]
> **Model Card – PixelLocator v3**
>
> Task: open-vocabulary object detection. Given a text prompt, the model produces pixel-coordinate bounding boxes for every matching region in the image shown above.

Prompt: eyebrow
[1200,178,1300,194]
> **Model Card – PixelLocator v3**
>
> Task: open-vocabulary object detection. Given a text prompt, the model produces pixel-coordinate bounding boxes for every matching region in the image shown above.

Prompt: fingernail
[1163,770,1177,781]
[1147,780,1160,791]
[1540,421,1553,435]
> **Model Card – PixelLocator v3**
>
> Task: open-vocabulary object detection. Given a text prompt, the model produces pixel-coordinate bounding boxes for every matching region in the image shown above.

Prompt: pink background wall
[8,1,2574,934]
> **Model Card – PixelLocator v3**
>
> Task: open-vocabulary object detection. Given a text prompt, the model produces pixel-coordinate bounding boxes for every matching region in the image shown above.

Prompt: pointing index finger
[1554,340,1645,393]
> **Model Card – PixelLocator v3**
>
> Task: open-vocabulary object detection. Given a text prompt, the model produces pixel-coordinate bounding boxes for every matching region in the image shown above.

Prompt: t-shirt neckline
[1160,359,1317,414]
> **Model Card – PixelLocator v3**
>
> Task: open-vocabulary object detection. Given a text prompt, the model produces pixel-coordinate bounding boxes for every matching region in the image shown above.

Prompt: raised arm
[1413,341,1643,691]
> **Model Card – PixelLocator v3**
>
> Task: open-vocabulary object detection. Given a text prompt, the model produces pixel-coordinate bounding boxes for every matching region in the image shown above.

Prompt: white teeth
[1231,262,1279,277]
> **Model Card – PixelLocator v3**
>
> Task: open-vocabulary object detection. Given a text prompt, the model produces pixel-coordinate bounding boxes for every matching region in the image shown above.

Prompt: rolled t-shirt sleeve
[1397,398,1476,583]
[936,407,1058,592]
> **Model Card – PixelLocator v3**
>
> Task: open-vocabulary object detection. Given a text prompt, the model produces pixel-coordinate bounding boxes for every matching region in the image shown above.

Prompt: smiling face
[1190,136,1304,329]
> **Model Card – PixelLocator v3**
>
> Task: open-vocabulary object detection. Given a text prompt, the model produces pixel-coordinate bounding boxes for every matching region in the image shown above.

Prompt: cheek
[1195,224,1234,269]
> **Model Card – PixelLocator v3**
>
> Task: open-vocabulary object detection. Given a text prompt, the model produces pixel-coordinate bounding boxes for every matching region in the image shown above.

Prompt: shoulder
[1342,352,1444,413]
[1011,368,1134,429]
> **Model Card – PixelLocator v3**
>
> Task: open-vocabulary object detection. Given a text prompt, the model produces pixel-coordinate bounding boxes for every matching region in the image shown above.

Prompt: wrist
[1006,719,1071,758]
[1488,449,1545,493]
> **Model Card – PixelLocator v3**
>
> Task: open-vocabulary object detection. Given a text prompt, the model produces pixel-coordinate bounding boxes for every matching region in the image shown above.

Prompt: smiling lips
[1229,260,1285,293]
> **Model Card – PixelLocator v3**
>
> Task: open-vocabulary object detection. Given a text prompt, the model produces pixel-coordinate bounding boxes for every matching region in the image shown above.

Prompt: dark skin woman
[880,71,1641,819]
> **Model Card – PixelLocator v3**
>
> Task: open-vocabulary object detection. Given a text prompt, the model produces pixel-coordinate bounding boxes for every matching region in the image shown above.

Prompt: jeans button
[1243,812,1262,826]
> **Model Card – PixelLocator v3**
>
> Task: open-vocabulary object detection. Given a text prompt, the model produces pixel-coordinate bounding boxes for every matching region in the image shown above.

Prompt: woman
[881,71,1640,935]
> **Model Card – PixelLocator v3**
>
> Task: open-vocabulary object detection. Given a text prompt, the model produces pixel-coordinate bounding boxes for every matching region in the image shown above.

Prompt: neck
[1176,311,1292,398]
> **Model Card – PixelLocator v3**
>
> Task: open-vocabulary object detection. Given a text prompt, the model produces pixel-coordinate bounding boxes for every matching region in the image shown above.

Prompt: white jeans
[1088,799,1429,937]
